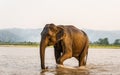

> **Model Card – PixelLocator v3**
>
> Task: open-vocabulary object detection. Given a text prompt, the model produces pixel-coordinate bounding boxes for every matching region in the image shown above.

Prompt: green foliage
[113,39,120,45]
[92,37,109,45]
[90,38,120,48]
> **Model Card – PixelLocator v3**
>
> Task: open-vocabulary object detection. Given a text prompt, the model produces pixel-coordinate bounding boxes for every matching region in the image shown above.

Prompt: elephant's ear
[56,26,66,41]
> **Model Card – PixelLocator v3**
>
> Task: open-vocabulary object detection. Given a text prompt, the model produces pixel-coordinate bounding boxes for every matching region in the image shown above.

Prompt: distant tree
[113,39,120,45]
[93,38,109,45]
[103,38,109,45]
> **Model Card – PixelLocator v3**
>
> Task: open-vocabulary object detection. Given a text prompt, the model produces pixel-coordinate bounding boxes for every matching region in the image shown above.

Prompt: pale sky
[0,0,120,30]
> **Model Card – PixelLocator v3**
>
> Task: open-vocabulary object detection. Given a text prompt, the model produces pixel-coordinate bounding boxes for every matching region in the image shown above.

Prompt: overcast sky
[0,0,120,30]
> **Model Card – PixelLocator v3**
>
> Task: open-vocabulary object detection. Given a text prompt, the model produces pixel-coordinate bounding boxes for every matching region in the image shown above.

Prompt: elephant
[40,23,89,69]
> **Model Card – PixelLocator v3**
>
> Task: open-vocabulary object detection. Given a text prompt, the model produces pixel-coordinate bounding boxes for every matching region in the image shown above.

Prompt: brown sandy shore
[0,46,120,75]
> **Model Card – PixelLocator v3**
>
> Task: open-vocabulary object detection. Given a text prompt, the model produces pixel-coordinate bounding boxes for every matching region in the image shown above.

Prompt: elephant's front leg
[54,48,61,64]
[57,40,72,65]
[58,52,72,65]
[54,43,62,64]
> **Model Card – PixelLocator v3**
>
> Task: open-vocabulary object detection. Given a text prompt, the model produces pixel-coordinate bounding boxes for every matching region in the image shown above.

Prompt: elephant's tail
[84,42,89,65]
[84,37,89,65]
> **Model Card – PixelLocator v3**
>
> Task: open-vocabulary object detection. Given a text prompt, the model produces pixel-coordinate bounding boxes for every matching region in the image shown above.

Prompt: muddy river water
[0,46,120,75]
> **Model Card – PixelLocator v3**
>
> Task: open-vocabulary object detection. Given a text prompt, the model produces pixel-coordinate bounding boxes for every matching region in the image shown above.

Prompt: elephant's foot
[56,64,64,68]
[78,66,88,70]
[56,64,75,69]
[79,66,85,69]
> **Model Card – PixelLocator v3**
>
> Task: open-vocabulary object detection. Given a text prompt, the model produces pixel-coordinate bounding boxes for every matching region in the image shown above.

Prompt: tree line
[91,38,120,45]
[0,38,120,46]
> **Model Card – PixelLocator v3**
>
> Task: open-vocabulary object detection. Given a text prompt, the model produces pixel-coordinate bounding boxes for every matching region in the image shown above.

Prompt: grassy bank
[90,44,120,49]
[0,42,39,47]
[0,44,120,49]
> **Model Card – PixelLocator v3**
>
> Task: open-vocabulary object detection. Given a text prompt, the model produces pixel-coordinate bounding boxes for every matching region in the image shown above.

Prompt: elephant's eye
[48,37,52,42]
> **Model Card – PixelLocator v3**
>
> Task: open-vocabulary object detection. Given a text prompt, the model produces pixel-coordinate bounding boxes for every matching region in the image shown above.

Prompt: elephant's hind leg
[79,45,89,67]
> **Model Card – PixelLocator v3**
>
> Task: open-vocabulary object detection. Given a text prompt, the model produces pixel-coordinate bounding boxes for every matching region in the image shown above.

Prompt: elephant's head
[40,23,65,69]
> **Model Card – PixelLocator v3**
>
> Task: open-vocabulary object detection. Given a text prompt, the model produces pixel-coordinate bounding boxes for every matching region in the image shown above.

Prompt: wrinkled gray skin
[40,23,89,69]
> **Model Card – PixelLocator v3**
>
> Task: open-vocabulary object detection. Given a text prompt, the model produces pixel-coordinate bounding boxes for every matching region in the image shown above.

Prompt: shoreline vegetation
[90,44,120,49]
[0,42,39,47]
[0,42,120,49]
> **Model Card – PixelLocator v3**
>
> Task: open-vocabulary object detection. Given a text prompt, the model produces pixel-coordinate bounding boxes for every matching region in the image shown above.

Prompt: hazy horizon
[0,0,120,30]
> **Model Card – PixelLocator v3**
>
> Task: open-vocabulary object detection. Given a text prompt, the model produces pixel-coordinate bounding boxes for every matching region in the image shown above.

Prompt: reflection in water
[40,67,90,75]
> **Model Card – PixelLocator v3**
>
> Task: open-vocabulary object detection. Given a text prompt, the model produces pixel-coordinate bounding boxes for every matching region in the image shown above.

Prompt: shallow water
[0,46,120,75]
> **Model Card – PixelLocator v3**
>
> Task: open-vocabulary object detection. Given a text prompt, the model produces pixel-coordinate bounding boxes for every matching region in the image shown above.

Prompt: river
[0,46,120,75]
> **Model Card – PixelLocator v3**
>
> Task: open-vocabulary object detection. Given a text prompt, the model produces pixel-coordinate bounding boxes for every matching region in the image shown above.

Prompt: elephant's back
[64,25,87,36]
[64,25,88,39]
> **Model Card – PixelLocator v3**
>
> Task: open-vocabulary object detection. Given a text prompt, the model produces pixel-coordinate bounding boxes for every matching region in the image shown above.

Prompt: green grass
[0,42,39,47]
[90,44,120,49]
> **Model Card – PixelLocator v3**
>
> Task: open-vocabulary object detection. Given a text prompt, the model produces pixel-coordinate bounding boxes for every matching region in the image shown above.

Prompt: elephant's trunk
[40,38,47,69]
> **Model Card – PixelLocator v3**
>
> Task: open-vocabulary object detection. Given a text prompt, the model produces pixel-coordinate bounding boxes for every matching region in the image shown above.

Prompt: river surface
[0,46,120,75]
